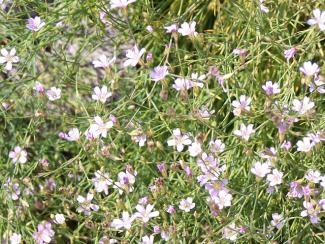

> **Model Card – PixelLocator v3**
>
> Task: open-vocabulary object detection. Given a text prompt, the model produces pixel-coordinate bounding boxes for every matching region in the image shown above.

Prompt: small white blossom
[134,204,159,223]
[262,81,280,96]
[299,61,319,77]
[46,87,61,101]
[9,146,27,164]
[271,213,285,229]
[267,169,283,186]
[188,141,202,157]
[292,97,314,115]
[54,214,65,224]
[123,45,146,67]
[179,197,195,212]
[307,9,325,31]
[110,0,136,9]
[92,170,113,195]
[232,95,251,116]
[0,48,19,71]
[178,21,197,36]
[167,128,192,152]
[92,55,116,68]
[297,137,314,153]
[111,211,135,230]
[92,85,112,103]
[251,161,271,178]
[26,16,45,31]
[234,123,255,141]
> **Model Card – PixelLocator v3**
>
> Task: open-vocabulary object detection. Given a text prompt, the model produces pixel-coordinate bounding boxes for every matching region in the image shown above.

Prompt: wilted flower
[179,197,195,212]
[110,0,136,9]
[307,9,325,31]
[46,87,61,101]
[9,146,27,164]
[111,211,135,230]
[284,47,297,60]
[134,204,159,223]
[92,54,116,68]
[262,81,280,96]
[232,95,251,116]
[299,61,319,77]
[234,123,255,141]
[0,47,19,71]
[233,48,247,56]
[178,21,197,36]
[76,193,99,215]
[150,65,168,81]
[123,45,146,67]
[26,16,45,31]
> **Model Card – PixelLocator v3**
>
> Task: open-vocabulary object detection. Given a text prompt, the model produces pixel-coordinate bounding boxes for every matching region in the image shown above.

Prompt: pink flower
[46,87,61,101]
[62,128,80,141]
[10,233,21,244]
[76,193,99,215]
[134,204,159,223]
[92,170,113,195]
[178,21,197,36]
[167,128,192,152]
[9,146,27,164]
[222,223,239,241]
[179,197,195,212]
[0,47,19,71]
[92,85,112,103]
[88,116,114,138]
[34,81,45,93]
[164,24,178,33]
[141,235,154,244]
[251,161,271,178]
[299,61,319,77]
[150,65,168,81]
[33,221,55,244]
[172,78,192,91]
[284,47,297,60]
[266,169,283,186]
[234,123,255,141]
[307,9,325,31]
[292,97,314,115]
[262,81,280,96]
[123,45,146,67]
[231,95,251,116]
[26,16,45,31]
[212,190,233,209]
[113,170,136,194]
[110,0,136,9]
[92,54,116,68]
[271,213,284,229]
[305,170,321,183]
[111,211,135,230]
[233,48,247,56]
[54,214,65,224]
[188,141,202,157]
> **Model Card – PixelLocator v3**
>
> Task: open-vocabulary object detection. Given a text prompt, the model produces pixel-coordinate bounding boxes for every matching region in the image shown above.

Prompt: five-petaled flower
[0,47,19,71]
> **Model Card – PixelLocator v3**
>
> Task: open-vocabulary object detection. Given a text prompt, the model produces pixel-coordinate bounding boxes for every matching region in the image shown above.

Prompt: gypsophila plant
[0,0,325,243]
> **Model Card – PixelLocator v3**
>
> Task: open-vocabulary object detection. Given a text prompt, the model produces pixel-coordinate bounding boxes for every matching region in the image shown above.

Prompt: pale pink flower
[54,214,65,224]
[150,65,168,81]
[76,193,99,215]
[222,223,239,241]
[110,0,136,9]
[9,146,27,164]
[26,16,45,31]
[134,204,159,223]
[284,47,297,60]
[33,221,55,244]
[271,213,284,229]
[164,24,178,33]
[300,201,320,224]
[64,128,80,141]
[251,161,271,178]
[262,81,280,96]
[114,170,136,194]
[0,47,19,71]
[88,116,113,138]
[267,169,283,186]
[172,78,192,91]
[232,95,251,116]
[111,211,135,230]
[188,141,202,157]
[46,87,61,101]
[213,190,232,209]
[123,45,146,67]
[92,54,116,68]
[299,61,319,77]
[209,139,225,153]
[233,48,247,56]
[10,233,21,244]
[178,21,197,36]
[297,137,314,152]
[34,81,45,93]
[307,9,325,31]
[141,235,154,244]
[179,197,195,212]
[305,170,321,183]
[234,123,255,141]
[146,25,153,32]
[92,170,113,195]
[292,97,314,115]
[259,0,269,13]
[92,85,112,103]
[167,128,192,152]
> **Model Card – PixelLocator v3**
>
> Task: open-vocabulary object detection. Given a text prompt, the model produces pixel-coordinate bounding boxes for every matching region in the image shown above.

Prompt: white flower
[65,128,80,141]
[305,170,321,183]
[262,81,280,96]
[0,48,19,71]
[297,137,314,153]
[134,204,159,223]
[26,16,45,31]
[111,211,135,230]
[231,95,251,116]
[172,78,192,91]
[10,233,21,244]
[234,123,255,141]
[222,223,238,241]
[150,65,168,81]
[299,61,319,77]
[167,128,192,152]
[110,0,136,9]
[88,116,113,138]
[179,197,195,212]
[307,9,325,31]
[92,54,116,68]
[123,45,146,67]
[164,24,178,33]
[188,141,202,157]
[251,161,271,178]
[113,170,136,194]
[178,21,197,36]
[92,170,113,195]
[54,214,65,224]
[267,169,283,186]
[141,235,154,244]
[292,97,314,115]
[92,85,112,103]
[271,213,284,229]
[9,146,27,164]
[191,72,206,81]
[76,193,99,215]
[213,190,232,209]
[46,87,61,101]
